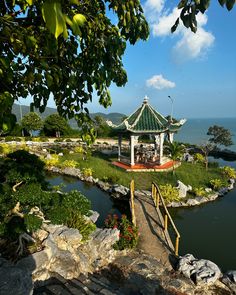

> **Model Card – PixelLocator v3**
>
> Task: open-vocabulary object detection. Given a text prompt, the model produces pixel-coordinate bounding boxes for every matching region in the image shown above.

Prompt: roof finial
[143,95,149,104]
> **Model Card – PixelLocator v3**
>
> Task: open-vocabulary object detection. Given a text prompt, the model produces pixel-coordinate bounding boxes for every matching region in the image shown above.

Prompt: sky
[21,0,236,119]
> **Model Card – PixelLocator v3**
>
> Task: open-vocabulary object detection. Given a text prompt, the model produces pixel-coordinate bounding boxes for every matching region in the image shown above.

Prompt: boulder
[186,199,200,206]
[207,194,219,201]
[221,271,236,294]
[85,210,100,223]
[176,180,192,199]
[177,254,222,285]
[111,184,129,198]
[218,187,228,196]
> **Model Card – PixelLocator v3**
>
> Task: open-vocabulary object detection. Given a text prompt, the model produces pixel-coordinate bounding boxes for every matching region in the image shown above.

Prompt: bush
[74,146,84,153]
[221,166,236,179]
[104,214,138,250]
[82,167,93,177]
[209,179,226,190]
[60,160,78,168]
[64,138,72,142]
[42,154,59,167]
[102,175,119,184]
[159,184,179,203]
[192,187,206,197]
[0,143,12,155]
[194,153,205,163]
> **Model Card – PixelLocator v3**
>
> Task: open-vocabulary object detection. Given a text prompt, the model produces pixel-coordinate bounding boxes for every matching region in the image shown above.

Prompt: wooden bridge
[130,181,180,269]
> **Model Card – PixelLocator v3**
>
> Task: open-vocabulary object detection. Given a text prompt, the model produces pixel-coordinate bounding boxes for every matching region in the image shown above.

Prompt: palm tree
[166,141,185,174]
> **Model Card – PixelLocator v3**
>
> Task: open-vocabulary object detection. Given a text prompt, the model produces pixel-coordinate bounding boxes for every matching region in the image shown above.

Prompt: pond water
[46,173,128,228]
[170,158,236,271]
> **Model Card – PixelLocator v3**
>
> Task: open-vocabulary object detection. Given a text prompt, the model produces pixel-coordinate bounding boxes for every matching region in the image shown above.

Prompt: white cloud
[146,74,176,90]
[144,1,215,62]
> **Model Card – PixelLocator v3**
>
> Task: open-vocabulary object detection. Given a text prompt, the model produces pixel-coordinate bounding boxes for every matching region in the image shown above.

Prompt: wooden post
[130,180,136,226]
[156,192,160,209]
[175,236,180,256]
[164,214,168,231]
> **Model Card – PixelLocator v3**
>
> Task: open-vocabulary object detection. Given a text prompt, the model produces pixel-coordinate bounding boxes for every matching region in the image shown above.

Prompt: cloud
[144,1,215,62]
[146,74,176,90]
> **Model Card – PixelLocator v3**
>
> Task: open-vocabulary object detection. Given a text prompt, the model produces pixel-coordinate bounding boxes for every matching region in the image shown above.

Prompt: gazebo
[109,96,186,169]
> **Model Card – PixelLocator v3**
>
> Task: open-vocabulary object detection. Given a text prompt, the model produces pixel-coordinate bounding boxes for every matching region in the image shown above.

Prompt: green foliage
[208,161,219,168]
[74,146,84,153]
[44,114,70,137]
[24,214,43,233]
[192,187,207,197]
[42,154,59,167]
[60,160,79,168]
[1,150,46,187]
[194,153,205,163]
[209,179,226,190]
[0,0,149,138]
[82,167,93,177]
[21,112,43,136]
[172,0,235,34]
[166,142,185,172]
[104,214,138,250]
[0,143,12,155]
[221,166,236,178]
[207,125,233,147]
[159,184,180,203]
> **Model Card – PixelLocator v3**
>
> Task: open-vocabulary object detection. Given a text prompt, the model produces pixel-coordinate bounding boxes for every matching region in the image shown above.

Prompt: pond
[46,173,128,228]
[47,157,236,271]
[170,158,236,271]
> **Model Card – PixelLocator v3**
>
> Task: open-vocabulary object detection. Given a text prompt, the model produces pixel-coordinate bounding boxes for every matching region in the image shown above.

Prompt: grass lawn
[59,151,227,191]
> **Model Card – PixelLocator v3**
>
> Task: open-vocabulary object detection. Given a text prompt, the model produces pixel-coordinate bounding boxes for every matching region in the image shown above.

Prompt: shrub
[192,187,206,197]
[43,154,59,167]
[104,214,138,250]
[60,160,78,168]
[159,184,179,203]
[74,146,84,153]
[82,167,93,177]
[102,175,119,184]
[209,179,226,190]
[221,166,236,179]
[64,138,72,142]
[194,153,205,163]
[0,143,12,155]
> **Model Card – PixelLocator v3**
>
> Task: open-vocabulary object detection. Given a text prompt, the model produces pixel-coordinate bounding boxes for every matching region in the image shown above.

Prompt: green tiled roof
[112,98,186,133]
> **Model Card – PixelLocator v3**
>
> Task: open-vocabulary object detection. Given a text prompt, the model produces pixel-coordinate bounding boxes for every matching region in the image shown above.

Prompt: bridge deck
[134,192,174,269]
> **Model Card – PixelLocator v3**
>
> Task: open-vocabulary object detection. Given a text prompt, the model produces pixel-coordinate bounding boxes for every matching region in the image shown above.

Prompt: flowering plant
[104,214,139,250]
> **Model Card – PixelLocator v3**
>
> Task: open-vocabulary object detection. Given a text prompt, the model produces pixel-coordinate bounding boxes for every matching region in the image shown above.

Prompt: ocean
[175,118,236,152]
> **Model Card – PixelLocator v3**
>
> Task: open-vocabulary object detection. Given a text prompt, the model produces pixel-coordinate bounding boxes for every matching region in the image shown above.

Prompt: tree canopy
[207,125,233,148]
[43,113,70,137]
[0,0,149,139]
[21,112,43,136]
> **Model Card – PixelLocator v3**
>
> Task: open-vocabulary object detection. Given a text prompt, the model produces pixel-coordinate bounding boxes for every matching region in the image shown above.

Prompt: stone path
[134,192,173,269]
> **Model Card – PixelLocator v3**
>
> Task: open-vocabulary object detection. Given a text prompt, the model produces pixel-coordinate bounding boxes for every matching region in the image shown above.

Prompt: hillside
[12,104,125,127]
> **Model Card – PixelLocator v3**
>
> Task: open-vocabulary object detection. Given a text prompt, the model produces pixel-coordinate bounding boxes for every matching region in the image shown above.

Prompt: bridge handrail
[152,182,180,256]
[130,179,136,226]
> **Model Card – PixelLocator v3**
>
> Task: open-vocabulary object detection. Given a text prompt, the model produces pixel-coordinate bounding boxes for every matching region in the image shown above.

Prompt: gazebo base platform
[112,160,180,172]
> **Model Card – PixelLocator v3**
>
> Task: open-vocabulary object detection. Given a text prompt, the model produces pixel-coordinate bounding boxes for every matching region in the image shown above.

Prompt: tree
[93,115,111,137]
[207,125,233,148]
[0,0,149,139]
[166,141,185,174]
[21,112,43,136]
[172,0,235,33]
[199,141,214,170]
[43,114,70,137]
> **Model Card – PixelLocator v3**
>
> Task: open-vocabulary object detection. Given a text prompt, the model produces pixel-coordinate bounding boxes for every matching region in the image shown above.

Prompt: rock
[45,153,52,159]
[62,167,81,177]
[186,198,200,206]
[69,151,74,154]
[0,261,33,295]
[33,229,48,242]
[86,210,100,223]
[97,181,111,192]
[17,250,50,273]
[167,201,182,207]
[207,194,219,201]
[178,254,222,285]
[58,152,63,156]
[85,176,94,183]
[222,271,236,294]
[205,188,212,193]
[218,187,228,196]
[52,227,83,250]
[176,180,192,198]
[112,184,129,196]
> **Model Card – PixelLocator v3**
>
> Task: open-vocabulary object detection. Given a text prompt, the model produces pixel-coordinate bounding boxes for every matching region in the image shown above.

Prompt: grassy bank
[59,151,227,191]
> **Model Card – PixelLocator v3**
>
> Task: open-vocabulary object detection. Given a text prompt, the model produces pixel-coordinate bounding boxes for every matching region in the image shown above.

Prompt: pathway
[133,191,174,269]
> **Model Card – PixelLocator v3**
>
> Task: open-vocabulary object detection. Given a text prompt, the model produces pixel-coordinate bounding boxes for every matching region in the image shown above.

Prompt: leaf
[226,0,235,10]
[218,0,227,6]
[178,0,188,9]
[73,14,86,26]
[42,2,66,39]
[26,0,33,5]
[171,18,179,33]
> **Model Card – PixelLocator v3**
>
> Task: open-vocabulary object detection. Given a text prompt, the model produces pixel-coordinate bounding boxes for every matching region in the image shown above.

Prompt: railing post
[175,236,180,256]
[156,191,160,208]
[130,180,136,226]
[164,214,168,231]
